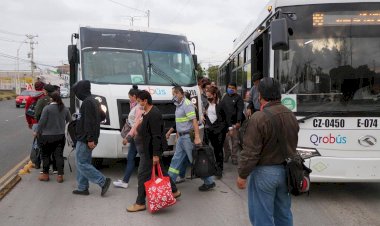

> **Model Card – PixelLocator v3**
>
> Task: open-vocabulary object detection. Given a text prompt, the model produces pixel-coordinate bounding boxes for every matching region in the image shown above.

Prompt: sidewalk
[0,147,250,226]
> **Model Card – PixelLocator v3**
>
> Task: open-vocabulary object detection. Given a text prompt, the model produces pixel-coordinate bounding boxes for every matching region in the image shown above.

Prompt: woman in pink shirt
[113,86,143,189]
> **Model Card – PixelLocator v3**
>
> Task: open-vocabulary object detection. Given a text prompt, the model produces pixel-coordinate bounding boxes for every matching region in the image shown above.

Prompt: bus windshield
[145,50,195,86]
[82,49,146,84]
[275,3,380,113]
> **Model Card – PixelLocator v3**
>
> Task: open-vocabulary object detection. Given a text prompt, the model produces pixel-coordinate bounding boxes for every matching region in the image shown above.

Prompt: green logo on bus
[282,97,296,111]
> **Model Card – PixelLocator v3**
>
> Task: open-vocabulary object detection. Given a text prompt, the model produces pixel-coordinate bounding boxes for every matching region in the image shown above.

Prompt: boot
[38,173,49,181]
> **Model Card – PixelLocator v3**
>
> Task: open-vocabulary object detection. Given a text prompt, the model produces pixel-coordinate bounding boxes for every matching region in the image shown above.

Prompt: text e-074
[357,119,378,128]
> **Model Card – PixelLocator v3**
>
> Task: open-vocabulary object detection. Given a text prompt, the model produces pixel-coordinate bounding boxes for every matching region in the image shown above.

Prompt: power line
[0,51,57,68]
[0,29,24,37]
[0,36,26,43]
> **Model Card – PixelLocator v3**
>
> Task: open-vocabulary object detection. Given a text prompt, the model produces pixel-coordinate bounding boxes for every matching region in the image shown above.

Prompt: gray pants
[223,128,240,162]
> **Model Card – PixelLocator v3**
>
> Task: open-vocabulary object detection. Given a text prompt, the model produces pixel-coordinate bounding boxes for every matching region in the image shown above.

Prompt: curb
[0,156,29,201]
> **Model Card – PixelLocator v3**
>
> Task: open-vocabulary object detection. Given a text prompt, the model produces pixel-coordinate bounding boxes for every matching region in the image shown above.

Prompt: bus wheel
[92,158,104,169]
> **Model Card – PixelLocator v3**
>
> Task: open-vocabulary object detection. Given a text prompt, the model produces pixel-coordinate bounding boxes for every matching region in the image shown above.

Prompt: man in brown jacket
[236,77,299,226]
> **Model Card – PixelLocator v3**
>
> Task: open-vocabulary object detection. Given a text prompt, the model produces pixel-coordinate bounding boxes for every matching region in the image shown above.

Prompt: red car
[15,90,41,108]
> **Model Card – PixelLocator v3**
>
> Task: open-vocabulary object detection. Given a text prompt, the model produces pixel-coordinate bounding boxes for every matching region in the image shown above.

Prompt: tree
[207,65,219,82]
[196,63,204,80]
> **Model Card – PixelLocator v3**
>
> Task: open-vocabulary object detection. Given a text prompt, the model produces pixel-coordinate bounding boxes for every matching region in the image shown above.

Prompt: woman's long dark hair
[50,91,64,112]
[207,86,219,103]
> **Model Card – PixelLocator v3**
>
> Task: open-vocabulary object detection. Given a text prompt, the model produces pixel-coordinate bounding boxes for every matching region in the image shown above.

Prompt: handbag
[120,119,131,138]
[30,138,41,167]
[263,109,312,196]
[144,163,176,213]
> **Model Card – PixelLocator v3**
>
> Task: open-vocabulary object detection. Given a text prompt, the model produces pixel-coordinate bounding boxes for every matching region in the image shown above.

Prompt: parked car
[15,90,41,108]
[60,87,69,98]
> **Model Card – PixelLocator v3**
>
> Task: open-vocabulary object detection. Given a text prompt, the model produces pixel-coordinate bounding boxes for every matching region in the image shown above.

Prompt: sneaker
[53,171,58,175]
[198,182,216,191]
[38,173,49,181]
[72,189,89,195]
[175,177,186,184]
[113,180,128,188]
[56,175,64,183]
[172,190,181,199]
[101,178,111,196]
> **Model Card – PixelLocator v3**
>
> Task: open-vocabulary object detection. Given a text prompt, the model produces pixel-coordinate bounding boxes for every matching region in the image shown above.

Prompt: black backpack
[191,144,217,178]
[66,116,78,148]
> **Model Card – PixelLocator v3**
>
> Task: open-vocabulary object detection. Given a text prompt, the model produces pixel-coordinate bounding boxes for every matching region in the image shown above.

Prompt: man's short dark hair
[228,82,237,88]
[137,90,152,104]
[258,77,281,101]
[172,86,184,94]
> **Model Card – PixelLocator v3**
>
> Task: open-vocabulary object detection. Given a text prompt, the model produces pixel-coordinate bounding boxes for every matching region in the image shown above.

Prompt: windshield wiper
[148,62,179,87]
[297,111,345,123]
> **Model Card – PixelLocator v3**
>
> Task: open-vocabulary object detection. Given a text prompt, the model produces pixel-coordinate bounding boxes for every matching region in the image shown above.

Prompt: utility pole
[147,10,150,27]
[26,34,38,80]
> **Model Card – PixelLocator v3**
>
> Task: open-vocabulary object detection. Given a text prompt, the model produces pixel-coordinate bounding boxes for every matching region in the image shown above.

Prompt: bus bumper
[91,129,126,158]
[307,157,380,182]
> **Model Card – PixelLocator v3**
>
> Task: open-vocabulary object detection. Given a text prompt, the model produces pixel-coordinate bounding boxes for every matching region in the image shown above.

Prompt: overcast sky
[0,0,268,71]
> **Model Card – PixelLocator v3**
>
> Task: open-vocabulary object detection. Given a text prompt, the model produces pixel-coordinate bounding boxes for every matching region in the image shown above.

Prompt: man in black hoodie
[71,80,111,196]
[220,82,244,165]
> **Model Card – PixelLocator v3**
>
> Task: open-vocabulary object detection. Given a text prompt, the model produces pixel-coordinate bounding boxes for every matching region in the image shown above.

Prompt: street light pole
[16,40,27,95]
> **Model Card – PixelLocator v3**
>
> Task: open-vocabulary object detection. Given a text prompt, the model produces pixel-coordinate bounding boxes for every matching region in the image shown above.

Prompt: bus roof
[78,24,186,37]
[222,0,380,67]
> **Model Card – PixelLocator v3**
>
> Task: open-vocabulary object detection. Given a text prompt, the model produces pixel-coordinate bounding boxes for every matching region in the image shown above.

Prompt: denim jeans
[168,134,194,182]
[179,157,190,178]
[75,141,106,191]
[122,139,137,183]
[248,165,293,226]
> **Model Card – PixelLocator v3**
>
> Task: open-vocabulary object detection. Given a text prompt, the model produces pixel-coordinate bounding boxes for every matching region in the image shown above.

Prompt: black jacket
[139,106,166,158]
[73,80,102,144]
[220,93,245,126]
[204,102,228,135]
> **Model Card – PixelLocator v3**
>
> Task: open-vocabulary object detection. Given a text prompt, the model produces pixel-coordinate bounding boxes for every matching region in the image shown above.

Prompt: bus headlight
[297,147,321,159]
[94,95,110,125]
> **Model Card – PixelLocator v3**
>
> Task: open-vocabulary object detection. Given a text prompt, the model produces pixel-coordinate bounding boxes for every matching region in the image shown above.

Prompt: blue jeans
[122,139,137,183]
[248,165,293,226]
[75,141,106,191]
[179,157,190,178]
[169,134,214,185]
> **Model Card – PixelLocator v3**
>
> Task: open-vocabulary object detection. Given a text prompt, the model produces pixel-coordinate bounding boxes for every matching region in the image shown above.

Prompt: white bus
[219,0,380,182]
[68,25,202,164]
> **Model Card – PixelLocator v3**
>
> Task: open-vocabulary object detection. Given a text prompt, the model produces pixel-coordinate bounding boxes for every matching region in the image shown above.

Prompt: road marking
[18,115,24,118]
[0,155,29,186]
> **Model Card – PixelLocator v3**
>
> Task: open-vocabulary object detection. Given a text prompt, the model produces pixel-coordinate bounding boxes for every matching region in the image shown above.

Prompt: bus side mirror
[271,18,289,51]
[68,45,79,64]
[192,54,198,66]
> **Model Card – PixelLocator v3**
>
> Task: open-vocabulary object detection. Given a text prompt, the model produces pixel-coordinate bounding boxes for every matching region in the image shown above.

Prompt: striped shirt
[175,98,196,133]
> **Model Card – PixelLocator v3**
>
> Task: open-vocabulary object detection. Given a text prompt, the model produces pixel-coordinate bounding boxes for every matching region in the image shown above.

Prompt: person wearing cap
[220,82,244,165]
[246,72,263,117]
[34,84,56,121]
[25,82,44,129]
[236,77,299,226]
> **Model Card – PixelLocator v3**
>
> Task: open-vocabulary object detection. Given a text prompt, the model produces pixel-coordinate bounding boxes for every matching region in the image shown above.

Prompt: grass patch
[0,90,16,100]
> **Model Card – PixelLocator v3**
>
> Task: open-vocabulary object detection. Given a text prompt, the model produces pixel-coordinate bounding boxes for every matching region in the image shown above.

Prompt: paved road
[0,98,70,178]
[1,153,380,226]
[0,99,34,178]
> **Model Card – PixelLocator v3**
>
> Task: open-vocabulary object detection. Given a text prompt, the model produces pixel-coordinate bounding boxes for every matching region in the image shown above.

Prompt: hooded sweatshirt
[72,80,102,144]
